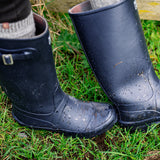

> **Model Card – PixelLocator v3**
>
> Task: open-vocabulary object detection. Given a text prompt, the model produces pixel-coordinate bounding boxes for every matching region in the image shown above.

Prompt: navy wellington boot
[0,13,117,138]
[69,0,160,129]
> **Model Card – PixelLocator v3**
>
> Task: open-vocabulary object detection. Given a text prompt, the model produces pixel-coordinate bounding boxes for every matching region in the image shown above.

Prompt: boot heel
[12,106,55,130]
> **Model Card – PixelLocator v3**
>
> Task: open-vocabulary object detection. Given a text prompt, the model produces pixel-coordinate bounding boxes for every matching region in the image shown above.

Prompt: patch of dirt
[94,133,108,151]
[144,151,160,160]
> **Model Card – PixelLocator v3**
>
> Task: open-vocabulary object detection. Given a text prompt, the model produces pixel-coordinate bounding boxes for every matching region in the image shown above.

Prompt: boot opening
[33,13,47,36]
[69,1,92,13]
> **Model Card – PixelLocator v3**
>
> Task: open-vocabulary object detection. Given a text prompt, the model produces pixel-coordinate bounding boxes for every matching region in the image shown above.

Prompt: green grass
[1,2,160,160]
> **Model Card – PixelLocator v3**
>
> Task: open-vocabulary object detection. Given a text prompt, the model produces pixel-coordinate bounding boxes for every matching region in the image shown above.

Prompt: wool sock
[90,0,121,9]
[0,11,35,39]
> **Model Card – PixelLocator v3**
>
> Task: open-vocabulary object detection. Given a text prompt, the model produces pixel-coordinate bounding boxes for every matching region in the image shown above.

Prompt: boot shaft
[69,0,159,104]
[0,14,64,114]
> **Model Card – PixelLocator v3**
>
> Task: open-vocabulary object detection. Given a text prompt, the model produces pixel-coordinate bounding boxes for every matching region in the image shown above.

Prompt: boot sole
[12,107,117,138]
[119,117,160,131]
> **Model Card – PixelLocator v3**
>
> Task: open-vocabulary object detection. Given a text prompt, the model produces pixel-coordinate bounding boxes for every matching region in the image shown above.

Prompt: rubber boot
[69,0,160,129]
[0,13,117,138]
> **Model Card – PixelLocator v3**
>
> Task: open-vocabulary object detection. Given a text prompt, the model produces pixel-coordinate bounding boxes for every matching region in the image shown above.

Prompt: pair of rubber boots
[0,0,159,138]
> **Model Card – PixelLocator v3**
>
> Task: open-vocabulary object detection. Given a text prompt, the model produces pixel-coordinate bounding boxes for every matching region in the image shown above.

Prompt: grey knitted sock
[90,0,121,9]
[0,11,35,39]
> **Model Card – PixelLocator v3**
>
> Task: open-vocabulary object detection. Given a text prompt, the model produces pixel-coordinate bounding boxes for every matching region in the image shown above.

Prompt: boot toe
[59,96,117,137]
[85,102,117,134]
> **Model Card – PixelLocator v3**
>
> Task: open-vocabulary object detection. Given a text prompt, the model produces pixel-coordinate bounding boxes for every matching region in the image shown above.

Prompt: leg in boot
[0,1,117,137]
[69,0,160,130]
[90,0,121,9]
[0,0,35,39]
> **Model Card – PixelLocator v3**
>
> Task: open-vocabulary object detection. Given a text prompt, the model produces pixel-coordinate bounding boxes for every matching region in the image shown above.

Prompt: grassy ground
[0,1,160,159]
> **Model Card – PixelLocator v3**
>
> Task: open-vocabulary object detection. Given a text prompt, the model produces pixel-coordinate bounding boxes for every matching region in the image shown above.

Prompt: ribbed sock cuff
[0,11,35,39]
[90,0,121,9]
